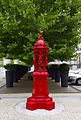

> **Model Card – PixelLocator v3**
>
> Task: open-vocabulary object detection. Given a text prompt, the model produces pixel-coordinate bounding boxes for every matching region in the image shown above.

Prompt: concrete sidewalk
[0,93,81,120]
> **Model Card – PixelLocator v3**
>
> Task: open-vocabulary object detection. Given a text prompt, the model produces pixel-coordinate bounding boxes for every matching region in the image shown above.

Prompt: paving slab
[0,78,79,94]
[0,71,80,94]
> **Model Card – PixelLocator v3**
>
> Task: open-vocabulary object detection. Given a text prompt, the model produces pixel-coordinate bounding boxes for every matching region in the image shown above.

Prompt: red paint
[26,32,55,110]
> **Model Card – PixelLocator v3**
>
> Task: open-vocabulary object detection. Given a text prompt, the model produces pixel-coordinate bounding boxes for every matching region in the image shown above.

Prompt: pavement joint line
[0,95,81,99]
[51,95,81,98]
[0,84,6,89]
[69,85,81,92]
[0,96,29,99]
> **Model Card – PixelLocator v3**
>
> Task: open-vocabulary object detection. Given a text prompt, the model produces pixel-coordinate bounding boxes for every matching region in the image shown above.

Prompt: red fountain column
[26,33,55,110]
